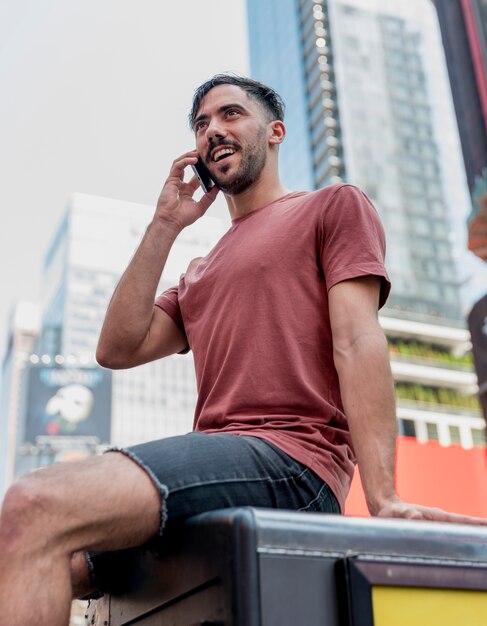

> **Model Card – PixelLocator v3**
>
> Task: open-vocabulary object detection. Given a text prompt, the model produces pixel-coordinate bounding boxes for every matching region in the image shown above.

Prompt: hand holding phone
[154,151,218,232]
[191,156,217,194]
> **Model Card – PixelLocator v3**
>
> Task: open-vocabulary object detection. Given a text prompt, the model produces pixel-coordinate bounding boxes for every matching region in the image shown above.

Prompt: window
[427,182,441,198]
[344,36,360,50]
[472,428,486,446]
[412,217,429,235]
[448,425,461,445]
[426,422,439,441]
[400,419,416,437]
[443,286,459,302]
[429,200,444,216]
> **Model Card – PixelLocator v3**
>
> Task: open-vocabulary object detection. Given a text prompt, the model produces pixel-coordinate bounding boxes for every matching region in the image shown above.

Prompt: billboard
[468,291,487,422]
[23,365,111,443]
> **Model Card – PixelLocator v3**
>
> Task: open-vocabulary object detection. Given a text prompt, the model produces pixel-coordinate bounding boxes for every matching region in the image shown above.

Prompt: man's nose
[206,119,227,142]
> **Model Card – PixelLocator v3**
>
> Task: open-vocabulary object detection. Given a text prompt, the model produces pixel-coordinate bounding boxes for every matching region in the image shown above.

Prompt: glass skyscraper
[247,0,469,324]
[247,0,486,448]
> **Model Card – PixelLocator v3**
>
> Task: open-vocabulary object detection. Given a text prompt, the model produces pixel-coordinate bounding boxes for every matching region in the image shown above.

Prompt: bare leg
[0,452,161,626]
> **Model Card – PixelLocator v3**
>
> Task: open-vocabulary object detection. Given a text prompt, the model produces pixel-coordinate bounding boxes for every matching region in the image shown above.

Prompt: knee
[0,475,55,544]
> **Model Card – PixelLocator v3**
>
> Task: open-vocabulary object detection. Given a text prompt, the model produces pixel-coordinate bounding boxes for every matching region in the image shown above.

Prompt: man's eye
[195,121,207,131]
[227,110,239,116]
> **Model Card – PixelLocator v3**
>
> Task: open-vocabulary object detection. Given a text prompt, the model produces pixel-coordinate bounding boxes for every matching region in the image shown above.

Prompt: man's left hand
[375,495,487,525]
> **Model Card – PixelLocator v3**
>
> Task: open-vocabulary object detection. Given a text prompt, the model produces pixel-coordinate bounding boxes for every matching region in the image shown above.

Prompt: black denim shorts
[87,432,340,594]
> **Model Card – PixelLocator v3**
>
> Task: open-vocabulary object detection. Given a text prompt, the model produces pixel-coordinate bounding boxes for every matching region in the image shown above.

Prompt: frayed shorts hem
[84,432,340,596]
[106,447,169,538]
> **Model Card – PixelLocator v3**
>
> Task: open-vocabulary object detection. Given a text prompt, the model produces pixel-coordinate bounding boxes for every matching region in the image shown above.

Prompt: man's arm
[96,150,218,369]
[329,275,487,524]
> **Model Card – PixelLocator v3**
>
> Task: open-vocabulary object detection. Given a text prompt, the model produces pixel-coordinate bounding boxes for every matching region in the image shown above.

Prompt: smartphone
[191,156,216,193]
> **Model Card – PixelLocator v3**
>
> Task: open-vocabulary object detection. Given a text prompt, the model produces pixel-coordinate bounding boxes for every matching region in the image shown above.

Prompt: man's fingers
[197,184,219,212]
[403,509,423,520]
[167,151,199,181]
[376,498,487,526]
[412,504,487,525]
[426,509,487,526]
[382,502,487,526]
[185,176,201,195]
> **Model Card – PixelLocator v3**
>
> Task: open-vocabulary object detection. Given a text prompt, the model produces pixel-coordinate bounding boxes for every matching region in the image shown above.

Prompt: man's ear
[268,120,286,145]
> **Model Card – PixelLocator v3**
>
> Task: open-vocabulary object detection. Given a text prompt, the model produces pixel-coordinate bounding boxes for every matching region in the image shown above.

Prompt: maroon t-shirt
[155,184,391,511]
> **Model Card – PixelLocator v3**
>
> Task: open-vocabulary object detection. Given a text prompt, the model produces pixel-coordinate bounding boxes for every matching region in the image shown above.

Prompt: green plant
[388,340,473,366]
[395,383,480,410]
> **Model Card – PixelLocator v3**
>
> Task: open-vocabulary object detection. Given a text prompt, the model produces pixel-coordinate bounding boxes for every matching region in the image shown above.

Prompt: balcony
[391,359,477,392]
[395,384,481,413]
[396,397,482,418]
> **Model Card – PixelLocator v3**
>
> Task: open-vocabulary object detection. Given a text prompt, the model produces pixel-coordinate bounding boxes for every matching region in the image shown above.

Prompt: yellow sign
[372,586,487,626]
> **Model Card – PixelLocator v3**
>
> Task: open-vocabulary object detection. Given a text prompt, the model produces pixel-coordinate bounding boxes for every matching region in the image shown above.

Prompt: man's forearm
[334,330,398,515]
[97,219,180,361]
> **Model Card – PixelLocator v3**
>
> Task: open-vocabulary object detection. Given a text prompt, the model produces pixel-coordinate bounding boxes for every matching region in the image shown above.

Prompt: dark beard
[213,127,268,195]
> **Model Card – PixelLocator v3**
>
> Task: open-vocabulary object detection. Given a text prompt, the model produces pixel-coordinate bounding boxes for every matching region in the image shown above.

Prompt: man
[0,75,485,626]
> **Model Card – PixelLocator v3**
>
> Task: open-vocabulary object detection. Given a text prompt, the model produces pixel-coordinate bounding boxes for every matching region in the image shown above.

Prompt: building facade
[432,0,487,425]
[248,0,471,324]
[0,302,40,495]
[432,0,487,265]
[247,0,485,447]
[384,314,485,448]
[40,193,226,447]
[432,0,487,191]
[0,194,227,491]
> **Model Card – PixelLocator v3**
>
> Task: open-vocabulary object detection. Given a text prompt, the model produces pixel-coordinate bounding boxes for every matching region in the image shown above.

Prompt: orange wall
[345,437,487,518]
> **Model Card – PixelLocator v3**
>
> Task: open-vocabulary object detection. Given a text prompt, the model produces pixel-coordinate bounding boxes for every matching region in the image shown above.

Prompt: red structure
[346,436,487,518]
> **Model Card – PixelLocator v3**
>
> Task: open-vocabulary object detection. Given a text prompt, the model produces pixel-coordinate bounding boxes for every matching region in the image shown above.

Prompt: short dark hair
[189,74,285,130]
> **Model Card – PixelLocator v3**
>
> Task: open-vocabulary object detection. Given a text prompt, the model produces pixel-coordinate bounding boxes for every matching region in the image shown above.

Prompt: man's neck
[224,174,291,221]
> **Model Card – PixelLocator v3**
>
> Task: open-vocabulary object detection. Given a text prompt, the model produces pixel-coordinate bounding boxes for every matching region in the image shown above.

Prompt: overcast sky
[2,0,487,383]
[0,0,248,368]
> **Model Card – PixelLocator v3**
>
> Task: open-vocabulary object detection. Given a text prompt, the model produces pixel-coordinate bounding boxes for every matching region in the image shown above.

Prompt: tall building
[248,0,472,324]
[0,194,226,492]
[0,301,40,494]
[432,0,487,262]
[247,0,485,448]
[432,0,487,425]
[39,193,227,447]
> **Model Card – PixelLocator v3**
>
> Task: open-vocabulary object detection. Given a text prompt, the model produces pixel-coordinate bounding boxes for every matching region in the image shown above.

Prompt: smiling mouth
[212,147,236,162]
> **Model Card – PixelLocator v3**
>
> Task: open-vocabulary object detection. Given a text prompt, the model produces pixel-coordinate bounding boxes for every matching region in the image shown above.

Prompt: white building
[383,315,485,448]
[40,192,227,447]
[0,301,41,495]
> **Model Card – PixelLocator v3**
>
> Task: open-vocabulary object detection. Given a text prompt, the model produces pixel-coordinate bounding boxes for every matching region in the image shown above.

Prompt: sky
[0,0,248,368]
[1,0,487,377]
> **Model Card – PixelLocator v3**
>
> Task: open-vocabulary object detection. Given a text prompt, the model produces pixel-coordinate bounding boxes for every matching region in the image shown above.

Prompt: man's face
[193,84,270,195]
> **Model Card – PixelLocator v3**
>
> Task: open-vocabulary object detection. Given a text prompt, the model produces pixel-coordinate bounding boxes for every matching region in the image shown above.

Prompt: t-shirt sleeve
[154,285,190,353]
[319,184,391,308]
